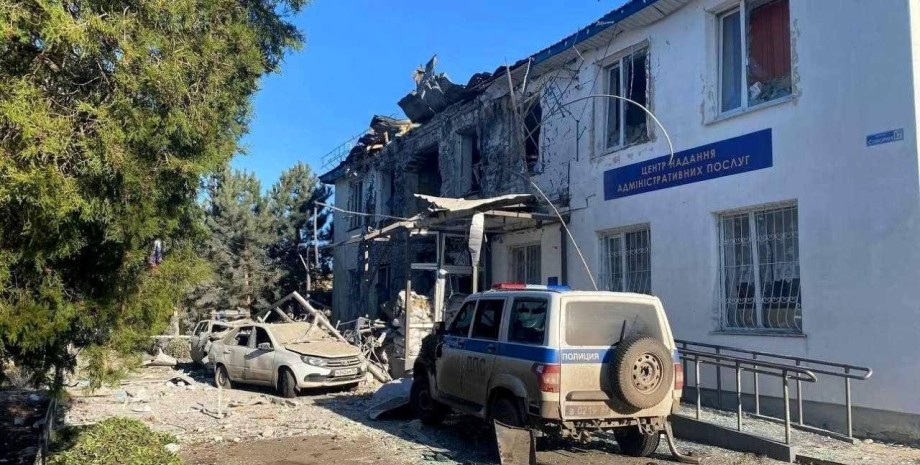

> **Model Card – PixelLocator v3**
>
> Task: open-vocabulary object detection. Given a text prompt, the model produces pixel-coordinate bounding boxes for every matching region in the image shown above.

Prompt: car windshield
[564,301,661,346]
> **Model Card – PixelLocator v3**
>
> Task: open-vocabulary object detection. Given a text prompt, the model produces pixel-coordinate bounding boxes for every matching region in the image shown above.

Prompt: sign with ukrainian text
[603,129,773,200]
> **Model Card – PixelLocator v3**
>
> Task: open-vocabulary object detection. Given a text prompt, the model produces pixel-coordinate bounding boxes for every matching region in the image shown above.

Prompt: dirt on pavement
[61,363,920,465]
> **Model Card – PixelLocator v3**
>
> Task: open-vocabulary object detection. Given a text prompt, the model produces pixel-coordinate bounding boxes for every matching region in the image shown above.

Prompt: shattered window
[448,301,476,337]
[508,298,547,345]
[719,0,791,112]
[234,327,252,347]
[471,299,505,341]
[346,181,364,230]
[524,100,542,172]
[605,47,649,148]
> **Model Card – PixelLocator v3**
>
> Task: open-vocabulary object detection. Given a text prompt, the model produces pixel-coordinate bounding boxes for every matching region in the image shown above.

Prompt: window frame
[346,180,364,231]
[469,298,506,341]
[447,300,477,338]
[599,225,652,294]
[717,203,802,335]
[507,297,548,346]
[603,45,650,150]
[716,0,793,117]
[509,243,541,285]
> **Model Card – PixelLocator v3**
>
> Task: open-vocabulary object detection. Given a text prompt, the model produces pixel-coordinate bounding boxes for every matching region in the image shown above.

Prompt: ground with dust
[62,363,920,465]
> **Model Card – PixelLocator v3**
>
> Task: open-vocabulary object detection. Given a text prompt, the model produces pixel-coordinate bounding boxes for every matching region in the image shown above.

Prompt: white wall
[546,0,920,414]
[492,226,564,285]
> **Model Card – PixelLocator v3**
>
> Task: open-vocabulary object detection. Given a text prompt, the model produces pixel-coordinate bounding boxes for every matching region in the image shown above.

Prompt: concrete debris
[260,427,274,438]
[164,443,181,454]
[367,378,413,420]
[399,56,476,124]
[142,349,177,367]
[131,405,152,413]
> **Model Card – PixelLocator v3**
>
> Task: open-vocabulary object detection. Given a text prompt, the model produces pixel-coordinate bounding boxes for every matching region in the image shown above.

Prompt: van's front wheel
[410,374,449,426]
[614,425,660,457]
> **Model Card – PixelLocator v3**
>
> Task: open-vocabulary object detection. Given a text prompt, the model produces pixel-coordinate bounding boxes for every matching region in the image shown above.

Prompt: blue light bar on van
[491,283,571,292]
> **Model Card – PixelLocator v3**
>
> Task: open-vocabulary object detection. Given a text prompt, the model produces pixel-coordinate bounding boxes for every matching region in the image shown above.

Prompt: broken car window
[254,327,273,349]
[508,298,547,345]
[234,328,252,347]
[470,299,505,341]
[447,301,476,337]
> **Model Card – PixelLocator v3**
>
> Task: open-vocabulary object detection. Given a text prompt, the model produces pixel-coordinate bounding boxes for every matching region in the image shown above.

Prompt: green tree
[202,170,278,314]
[267,162,332,296]
[0,0,306,388]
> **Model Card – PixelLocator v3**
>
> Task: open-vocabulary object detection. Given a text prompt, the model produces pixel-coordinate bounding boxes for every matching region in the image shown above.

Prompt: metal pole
[796,360,804,426]
[471,263,479,294]
[736,361,743,431]
[783,374,792,445]
[313,206,319,267]
[695,359,701,420]
[716,347,723,410]
[845,368,853,439]
[753,354,761,416]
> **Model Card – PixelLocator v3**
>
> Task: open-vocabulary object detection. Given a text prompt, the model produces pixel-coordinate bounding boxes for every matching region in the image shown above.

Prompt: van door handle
[486,344,496,354]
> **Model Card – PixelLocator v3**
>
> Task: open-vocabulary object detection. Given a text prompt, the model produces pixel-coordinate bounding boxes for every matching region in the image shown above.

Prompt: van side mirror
[435,321,445,336]
[257,342,273,351]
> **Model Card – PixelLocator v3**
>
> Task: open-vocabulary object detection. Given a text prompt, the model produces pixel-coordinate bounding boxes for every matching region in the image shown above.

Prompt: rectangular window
[565,301,660,346]
[600,227,651,294]
[508,298,547,345]
[524,100,542,172]
[460,133,481,194]
[719,204,801,333]
[719,0,792,113]
[605,47,649,148]
[346,181,364,230]
[510,244,541,284]
[471,299,505,340]
[448,301,476,337]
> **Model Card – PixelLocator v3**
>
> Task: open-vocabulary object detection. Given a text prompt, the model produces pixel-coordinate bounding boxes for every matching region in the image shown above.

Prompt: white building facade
[497,0,920,441]
[322,0,920,441]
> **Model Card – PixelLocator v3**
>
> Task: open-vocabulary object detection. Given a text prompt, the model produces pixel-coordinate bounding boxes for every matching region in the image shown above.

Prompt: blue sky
[234,0,623,187]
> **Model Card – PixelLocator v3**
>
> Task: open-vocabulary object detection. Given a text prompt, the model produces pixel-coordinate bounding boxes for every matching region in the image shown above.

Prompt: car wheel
[278,368,298,398]
[410,374,449,426]
[614,426,661,457]
[214,364,232,389]
[610,334,674,409]
[490,395,525,428]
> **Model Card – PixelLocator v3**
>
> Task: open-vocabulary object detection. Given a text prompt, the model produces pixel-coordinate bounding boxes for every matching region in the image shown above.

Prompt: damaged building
[322,0,920,442]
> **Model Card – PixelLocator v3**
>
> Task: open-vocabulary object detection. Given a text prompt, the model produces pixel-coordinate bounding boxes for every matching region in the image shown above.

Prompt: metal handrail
[676,339,872,380]
[676,339,872,442]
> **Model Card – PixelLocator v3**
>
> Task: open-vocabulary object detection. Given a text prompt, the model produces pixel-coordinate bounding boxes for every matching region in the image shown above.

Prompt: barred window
[600,227,651,294]
[719,204,801,333]
[510,244,541,284]
[346,181,364,230]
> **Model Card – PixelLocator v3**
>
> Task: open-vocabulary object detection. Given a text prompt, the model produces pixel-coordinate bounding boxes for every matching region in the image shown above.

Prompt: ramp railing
[676,339,872,443]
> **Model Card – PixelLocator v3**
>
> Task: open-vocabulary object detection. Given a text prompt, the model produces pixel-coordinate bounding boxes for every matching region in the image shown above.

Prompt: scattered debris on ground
[48,417,182,465]
[0,389,48,465]
[53,362,920,465]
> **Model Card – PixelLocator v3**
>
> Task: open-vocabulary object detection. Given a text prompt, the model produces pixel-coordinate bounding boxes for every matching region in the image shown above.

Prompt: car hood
[284,340,361,358]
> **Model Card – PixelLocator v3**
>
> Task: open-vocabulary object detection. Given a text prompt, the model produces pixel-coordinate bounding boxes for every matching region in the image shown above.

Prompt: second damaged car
[209,322,367,397]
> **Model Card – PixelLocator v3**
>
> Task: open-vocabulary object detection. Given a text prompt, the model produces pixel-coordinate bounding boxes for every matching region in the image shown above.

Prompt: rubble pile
[388,290,435,376]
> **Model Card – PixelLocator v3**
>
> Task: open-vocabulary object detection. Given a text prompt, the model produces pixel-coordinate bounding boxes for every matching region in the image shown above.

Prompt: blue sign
[603,129,773,200]
[866,129,904,147]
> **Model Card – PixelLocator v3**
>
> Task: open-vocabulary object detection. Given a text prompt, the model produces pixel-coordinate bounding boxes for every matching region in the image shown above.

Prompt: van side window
[508,298,548,345]
[194,322,208,335]
[234,327,252,347]
[471,299,505,340]
[254,327,273,349]
[448,301,476,337]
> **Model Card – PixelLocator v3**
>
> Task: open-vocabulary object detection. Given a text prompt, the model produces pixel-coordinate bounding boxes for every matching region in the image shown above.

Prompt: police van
[411,283,683,458]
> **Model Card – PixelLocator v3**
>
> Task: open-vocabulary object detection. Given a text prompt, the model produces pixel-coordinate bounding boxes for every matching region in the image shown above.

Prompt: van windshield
[564,301,661,346]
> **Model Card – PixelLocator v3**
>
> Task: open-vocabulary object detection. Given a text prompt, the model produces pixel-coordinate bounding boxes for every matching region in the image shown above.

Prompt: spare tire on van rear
[610,334,673,409]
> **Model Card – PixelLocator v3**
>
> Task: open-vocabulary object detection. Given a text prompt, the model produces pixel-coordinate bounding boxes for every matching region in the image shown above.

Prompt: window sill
[710,330,806,338]
[594,139,653,160]
[706,94,795,125]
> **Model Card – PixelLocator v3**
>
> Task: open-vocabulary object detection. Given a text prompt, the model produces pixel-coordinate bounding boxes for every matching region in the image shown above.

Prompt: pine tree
[267,162,333,296]
[203,170,279,314]
[0,0,306,388]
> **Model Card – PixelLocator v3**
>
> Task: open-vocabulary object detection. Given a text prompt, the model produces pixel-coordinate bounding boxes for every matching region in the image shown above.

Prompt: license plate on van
[334,367,359,377]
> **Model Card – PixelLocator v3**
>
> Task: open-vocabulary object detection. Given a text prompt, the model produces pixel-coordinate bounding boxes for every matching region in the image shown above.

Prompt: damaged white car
[209,322,367,397]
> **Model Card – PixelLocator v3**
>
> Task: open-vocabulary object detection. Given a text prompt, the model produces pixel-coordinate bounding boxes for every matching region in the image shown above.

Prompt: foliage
[0,0,306,388]
[267,162,332,297]
[197,169,279,314]
[49,417,182,465]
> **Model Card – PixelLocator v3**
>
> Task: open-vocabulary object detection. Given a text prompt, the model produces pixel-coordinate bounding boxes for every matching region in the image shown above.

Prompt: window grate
[719,204,801,333]
[599,227,651,294]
